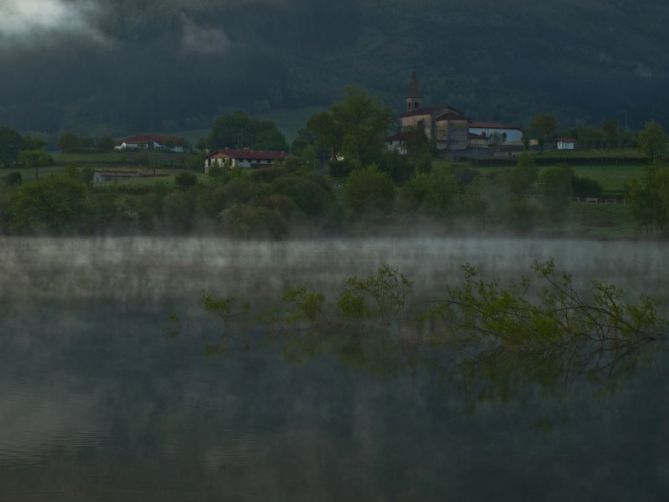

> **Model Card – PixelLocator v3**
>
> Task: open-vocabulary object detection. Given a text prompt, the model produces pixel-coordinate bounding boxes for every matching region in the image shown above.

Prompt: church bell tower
[406,68,423,113]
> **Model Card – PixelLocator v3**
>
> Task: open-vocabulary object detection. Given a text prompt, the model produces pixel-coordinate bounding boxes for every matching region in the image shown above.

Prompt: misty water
[1,237,668,501]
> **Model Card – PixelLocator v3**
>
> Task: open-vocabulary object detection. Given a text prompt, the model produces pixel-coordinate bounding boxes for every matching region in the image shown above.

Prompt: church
[395,69,470,153]
[387,70,524,156]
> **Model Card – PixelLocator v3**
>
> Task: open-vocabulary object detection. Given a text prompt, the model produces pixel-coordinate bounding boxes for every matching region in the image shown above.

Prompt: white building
[205,149,287,172]
[114,134,187,153]
[556,137,577,150]
[468,122,524,145]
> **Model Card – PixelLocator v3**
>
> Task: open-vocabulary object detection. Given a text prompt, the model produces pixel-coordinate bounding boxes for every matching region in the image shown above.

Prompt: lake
[0,237,667,501]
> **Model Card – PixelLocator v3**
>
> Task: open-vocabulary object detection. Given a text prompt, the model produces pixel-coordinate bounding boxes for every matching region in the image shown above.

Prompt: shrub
[6,175,87,233]
[343,165,395,215]
[4,172,22,186]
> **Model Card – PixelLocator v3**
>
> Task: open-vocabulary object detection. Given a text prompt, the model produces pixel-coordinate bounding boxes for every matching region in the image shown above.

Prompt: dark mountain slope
[0,0,667,133]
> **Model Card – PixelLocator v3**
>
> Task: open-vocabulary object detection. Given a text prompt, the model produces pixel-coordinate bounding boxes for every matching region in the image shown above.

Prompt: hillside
[0,0,667,134]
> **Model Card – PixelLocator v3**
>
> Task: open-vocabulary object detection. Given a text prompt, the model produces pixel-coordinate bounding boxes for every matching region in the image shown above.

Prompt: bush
[538,165,574,218]
[572,176,603,198]
[220,204,288,238]
[163,191,195,230]
[175,172,198,190]
[343,166,395,215]
[401,165,458,215]
[6,175,87,233]
[4,172,22,186]
[271,176,333,217]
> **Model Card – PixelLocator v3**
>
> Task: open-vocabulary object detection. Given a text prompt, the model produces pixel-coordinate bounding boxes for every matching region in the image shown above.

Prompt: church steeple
[406,67,423,113]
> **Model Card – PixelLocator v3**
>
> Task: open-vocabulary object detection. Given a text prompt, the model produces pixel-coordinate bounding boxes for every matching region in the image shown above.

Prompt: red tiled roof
[469,121,522,130]
[116,134,186,145]
[207,149,287,161]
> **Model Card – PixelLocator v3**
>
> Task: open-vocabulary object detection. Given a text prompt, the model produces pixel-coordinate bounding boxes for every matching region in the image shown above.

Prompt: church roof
[400,105,467,120]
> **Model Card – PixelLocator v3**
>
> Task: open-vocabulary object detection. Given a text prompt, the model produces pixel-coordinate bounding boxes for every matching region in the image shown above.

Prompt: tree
[505,154,538,198]
[306,88,394,168]
[537,165,574,218]
[344,165,395,215]
[206,112,288,152]
[0,126,24,167]
[628,165,669,233]
[6,175,87,233]
[402,164,458,214]
[330,87,395,167]
[638,121,667,161]
[528,114,558,149]
[601,119,620,147]
[306,111,343,161]
[58,133,81,153]
[18,149,52,180]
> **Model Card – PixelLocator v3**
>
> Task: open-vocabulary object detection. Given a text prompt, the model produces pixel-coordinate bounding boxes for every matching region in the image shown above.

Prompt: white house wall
[469,128,523,143]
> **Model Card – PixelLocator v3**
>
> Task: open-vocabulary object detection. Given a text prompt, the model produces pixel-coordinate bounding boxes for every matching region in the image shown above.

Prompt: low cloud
[181,15,230,55]
[0,0,108,46]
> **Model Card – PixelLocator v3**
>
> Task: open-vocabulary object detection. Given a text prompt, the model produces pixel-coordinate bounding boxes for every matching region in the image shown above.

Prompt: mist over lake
[0,237,668,501]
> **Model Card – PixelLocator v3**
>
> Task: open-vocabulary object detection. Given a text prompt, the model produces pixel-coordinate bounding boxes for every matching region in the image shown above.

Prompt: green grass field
[565,164,646,193]
[534,148,646,160]
[470,163,647,193]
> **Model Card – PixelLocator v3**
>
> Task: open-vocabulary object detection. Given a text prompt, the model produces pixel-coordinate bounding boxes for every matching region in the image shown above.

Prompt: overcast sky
[0,0,108,45]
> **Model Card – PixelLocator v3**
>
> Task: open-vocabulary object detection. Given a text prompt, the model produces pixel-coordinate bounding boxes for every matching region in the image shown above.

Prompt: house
[557,137,577,150]
[114,134,188,153]
[204,148,287,172]
[468,122,524,146]
[385,132,408,155]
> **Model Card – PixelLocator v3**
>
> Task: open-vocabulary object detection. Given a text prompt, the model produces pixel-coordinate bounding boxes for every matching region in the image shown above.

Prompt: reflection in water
[198,261,668,413]
[0,238,668,501]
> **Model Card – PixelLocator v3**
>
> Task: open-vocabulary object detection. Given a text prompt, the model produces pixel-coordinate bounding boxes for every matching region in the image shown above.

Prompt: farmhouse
[114,134,187,153]
[204,148,287,172]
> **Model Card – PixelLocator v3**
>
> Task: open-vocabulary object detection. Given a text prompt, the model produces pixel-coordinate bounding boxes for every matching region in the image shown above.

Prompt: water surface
[1,237,667,501]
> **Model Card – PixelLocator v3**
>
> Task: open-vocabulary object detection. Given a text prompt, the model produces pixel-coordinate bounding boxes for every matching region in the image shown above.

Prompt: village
[104,70,578,178]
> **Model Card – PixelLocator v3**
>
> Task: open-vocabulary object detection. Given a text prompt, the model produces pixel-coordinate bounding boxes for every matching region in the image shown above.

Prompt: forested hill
[1,0,668,134]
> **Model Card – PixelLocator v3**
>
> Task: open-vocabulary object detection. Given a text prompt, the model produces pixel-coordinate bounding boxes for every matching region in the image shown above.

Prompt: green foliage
[306,88,394,167]
[343,165,395,215]
[537,165,574,218]
[163,191,195,231]
[638,121,668,160]
[270,176,332,217]
[6,174,87,233]
[0,126,24,167]
[4,172,22,186]
[628,164,669,233]
[571,176,603,198]
[528,114,558,146]
[220,204,288,238]
[174,172,198,190]
[282,286,327,323]
[402,164,458,215]
[199,261,667,407]
[505,154,538,198]
[339,266,412,323]
[206,112,288,151]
